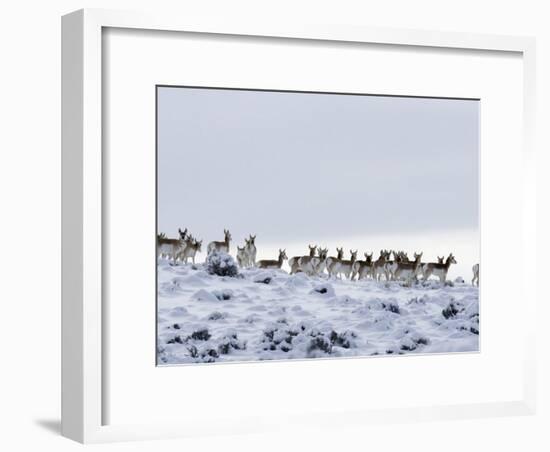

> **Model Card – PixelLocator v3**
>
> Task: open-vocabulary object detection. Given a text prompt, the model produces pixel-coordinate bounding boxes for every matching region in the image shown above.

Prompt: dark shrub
[308,335,333,354]
[382,302,401,314]
[442,302,462,319]
[400,343,416,351]
[167,335,184,344]
[205,251,239,277]
[217,333,246,355]
[214,290,232,301]
[207,311,226,321]
[329,330,357,349]
[415,336,429,346]
[189,328,211,341]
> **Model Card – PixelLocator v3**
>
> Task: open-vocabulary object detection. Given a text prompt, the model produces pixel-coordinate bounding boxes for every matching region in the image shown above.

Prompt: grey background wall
[0,1,548,451]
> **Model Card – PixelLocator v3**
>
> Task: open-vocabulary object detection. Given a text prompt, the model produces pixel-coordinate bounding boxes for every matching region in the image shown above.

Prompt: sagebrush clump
[205,251,239,277]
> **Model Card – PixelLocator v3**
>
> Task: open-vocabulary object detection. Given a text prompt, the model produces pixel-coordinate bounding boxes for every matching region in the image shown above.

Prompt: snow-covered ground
[157,260,479,365]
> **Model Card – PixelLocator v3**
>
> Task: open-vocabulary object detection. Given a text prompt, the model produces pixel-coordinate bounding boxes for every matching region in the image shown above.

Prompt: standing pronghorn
[326,247,344,278]
[422,253,457,283]
[372,250,390,281]
[178,237,202,264]
[337,250,358,280]
[157,233,187,265]
[313,247,329,276]
[289,245,316,275]
[472,263,479,287]
[207,229,232,255]
[236,246,248,268]
[178,228,188,241]
[384,250,398,281]
[385,250,410,280]
[351,252,373,281]
[393,252,423,284]
[257,249,288,269]
[244,234,257,267]
[298,245,323,276]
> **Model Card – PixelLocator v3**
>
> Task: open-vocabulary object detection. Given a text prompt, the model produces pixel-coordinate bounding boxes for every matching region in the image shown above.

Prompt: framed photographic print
[155,85,480,365]
[62,9,537,443]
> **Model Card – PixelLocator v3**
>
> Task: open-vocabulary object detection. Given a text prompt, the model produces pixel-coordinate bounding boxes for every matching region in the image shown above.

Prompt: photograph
[156,86,480,365]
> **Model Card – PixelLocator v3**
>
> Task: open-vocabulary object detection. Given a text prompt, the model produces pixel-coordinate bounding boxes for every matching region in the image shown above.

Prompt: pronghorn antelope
[384,250,408,279]
[326,247,344,278]
[244,234,257,267]
[313,247,329,276]
[383,250,398,281]
[236,246,247,268]
[178,228,188,241]
[178,237,202,264]
[207,229,232,255]
[157,234,187,265]
[156,232,168,258]
[289,245,316,275]
[298,245,323,276]
[257,249,288,269]
[437,256,444,264]
[422,253,457,282]
[372,250,390,281]
[337,250,358,280]
[351,252,373,281]
[472,263,479,287]
[393,252,423,283]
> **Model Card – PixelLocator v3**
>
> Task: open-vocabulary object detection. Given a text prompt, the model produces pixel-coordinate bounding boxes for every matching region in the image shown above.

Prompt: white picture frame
[62,8,537,443]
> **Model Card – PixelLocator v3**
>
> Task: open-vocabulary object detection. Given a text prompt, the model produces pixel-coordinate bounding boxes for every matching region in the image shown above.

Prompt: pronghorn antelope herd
[157,228,202,265]
[157,229,480,285]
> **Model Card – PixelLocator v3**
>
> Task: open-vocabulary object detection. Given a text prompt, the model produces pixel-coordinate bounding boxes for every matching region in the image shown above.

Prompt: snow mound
[309,282,335,297]
[252,271,275,284]
[157,259,479,364]
[191,289,220,303]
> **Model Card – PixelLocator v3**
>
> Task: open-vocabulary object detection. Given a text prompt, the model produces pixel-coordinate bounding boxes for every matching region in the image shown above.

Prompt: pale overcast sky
[157,86,479,272]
